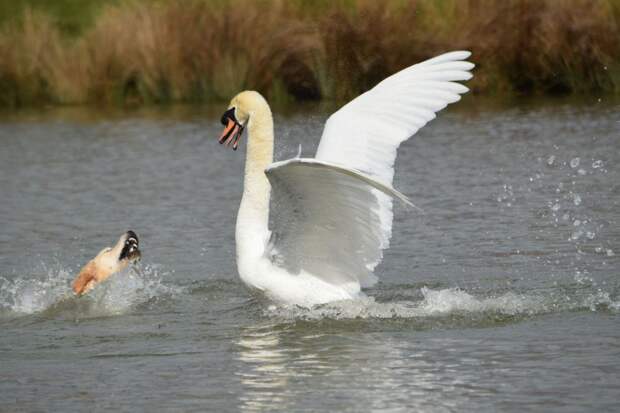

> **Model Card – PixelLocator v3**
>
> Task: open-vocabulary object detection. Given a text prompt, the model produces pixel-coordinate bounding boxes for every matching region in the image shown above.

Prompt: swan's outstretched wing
[265,158,411,294]
[268,51,473,291]
[316,50,473,183]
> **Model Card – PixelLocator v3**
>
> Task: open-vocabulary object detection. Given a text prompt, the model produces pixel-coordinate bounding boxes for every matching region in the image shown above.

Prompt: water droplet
[592,160,603,169]
[551,203,561,212]
[547,155,556,166]
[607,249,615,257]
[574,270,589,284]
[573,219,581,226]
[586,232,595,240]
[578,168,587,175]
[570,157,580,168]
[562,213,570,221]
[573,194,582,206]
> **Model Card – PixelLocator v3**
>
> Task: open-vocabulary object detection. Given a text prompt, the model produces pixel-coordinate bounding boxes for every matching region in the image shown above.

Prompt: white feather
[265,159,413,292]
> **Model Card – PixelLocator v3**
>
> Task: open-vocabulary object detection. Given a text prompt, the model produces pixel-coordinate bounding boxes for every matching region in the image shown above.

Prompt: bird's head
[117,230,141,262]
[218,91,268,151]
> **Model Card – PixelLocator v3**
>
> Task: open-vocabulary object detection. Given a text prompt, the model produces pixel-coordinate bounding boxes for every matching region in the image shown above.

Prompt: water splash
[496,184,515,207]
[264,286,618,321]
[79,264,180,316]
[0,263,179,317]
[540,153,616,260]
[0,264,72,315]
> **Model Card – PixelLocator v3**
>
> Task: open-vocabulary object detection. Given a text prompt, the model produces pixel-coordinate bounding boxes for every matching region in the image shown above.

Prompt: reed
[427,0,620,94]
[0,0,619,107]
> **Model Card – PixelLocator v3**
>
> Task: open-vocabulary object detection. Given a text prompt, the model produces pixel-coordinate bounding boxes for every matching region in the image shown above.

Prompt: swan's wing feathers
[263,52,472,294]
[316,50,474,184]
[265,159,411,294]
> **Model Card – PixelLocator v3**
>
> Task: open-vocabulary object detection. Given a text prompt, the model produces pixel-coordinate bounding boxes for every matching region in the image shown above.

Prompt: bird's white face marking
[118,231,141,262]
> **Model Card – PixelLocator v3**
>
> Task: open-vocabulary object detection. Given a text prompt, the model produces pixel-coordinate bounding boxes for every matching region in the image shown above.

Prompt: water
[1,100,619,411]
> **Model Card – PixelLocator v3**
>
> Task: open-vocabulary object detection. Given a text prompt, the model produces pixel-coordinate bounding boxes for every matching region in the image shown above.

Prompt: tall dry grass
[0,0,619,107]
[430,0,620,94]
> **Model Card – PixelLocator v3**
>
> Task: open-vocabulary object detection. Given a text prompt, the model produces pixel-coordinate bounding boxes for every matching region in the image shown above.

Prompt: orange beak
[218,110,244,151]
[219,118,236,143]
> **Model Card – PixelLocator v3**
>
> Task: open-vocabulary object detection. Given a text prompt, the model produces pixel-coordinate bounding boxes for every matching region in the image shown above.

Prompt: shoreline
[1,0,619,108]
[1,95,618,123]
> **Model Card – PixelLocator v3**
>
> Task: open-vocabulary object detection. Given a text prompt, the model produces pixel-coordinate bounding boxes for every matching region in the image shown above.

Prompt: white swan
[217,51,474,307]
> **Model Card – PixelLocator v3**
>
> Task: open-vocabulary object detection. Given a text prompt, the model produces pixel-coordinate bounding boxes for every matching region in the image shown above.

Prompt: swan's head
[218,91,267,151]
[116,230,141,262]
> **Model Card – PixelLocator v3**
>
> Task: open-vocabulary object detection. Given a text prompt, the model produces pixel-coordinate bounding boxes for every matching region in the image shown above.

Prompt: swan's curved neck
[236,102,274,263]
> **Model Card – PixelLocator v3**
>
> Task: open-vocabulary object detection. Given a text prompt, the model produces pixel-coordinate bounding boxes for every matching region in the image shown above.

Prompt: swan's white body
[227,51,474,307]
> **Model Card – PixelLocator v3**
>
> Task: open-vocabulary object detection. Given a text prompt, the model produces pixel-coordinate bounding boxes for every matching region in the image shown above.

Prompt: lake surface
[0,99,619,412]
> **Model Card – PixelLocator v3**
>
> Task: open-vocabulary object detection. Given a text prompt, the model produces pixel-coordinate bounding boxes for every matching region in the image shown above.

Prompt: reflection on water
[237,327,293,412]
[236,323,490,412]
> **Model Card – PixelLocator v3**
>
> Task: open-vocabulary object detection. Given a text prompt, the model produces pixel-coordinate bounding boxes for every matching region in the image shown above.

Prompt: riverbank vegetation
[0,0,619,107]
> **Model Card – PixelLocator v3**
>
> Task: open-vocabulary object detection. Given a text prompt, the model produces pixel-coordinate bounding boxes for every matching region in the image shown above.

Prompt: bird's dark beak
[218,107,244,151]
[120,231,141,262]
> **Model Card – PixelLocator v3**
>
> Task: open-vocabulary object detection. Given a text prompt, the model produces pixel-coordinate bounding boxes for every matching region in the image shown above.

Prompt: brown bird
[72,231,141,296]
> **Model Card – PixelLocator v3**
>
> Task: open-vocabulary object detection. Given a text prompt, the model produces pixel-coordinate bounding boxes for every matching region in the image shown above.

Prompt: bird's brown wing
[72,261,98,295]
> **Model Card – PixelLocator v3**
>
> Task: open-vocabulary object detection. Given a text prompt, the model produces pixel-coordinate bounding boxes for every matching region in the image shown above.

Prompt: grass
[0,0,619,107]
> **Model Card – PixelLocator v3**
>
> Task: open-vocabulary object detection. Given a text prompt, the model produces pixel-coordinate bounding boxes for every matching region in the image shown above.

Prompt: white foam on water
[82,265,180,315]
[0,264,73,314]
[265,288,541,320]
[266,286,619,321]
[0,263,179,317]
[417,287,546,315]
